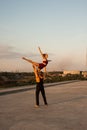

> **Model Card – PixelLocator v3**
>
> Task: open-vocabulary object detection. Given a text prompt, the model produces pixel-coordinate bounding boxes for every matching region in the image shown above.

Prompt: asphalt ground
[0,80,87,130]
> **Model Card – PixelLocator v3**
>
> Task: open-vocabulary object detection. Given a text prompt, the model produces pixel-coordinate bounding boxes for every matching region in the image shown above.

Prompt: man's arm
[44,67,46,73]
[32,65,38,77]
[32,65,40,83]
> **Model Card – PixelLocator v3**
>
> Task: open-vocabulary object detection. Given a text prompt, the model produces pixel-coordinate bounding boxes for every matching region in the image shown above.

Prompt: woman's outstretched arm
[38,47,44,59]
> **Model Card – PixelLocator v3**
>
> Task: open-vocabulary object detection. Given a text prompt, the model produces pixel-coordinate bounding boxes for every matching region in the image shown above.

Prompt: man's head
[38,71,44,77]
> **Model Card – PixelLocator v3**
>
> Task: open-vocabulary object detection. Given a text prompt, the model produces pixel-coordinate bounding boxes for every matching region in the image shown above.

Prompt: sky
[0,0,87,72]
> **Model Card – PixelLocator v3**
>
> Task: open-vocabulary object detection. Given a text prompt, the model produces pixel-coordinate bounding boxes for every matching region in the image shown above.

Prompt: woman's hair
[43,53,48,57]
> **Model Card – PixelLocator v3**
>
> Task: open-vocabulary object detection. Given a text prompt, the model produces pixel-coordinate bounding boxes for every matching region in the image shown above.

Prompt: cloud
[0,44,44,60]
[0,44,22,59]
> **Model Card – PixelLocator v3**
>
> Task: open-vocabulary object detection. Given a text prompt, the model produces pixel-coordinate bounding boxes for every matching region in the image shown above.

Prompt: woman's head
[43,53,48,59]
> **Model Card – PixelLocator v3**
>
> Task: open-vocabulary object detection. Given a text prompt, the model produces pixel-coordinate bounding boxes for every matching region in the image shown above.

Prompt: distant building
[63,70,81,75]
[82,71,87,78]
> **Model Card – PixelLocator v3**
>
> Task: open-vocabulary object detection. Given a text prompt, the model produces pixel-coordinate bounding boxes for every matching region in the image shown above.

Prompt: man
[32,65,48,108]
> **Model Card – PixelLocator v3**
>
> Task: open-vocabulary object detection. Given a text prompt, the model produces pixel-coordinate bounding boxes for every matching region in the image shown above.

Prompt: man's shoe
[34,105,39,108]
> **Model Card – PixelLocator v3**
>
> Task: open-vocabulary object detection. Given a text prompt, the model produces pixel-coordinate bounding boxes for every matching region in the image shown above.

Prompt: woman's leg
[22,57,39,67]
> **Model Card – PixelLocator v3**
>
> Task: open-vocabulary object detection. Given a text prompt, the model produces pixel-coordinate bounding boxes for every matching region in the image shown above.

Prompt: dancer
[32,65,48,108]
[22,47,50,72]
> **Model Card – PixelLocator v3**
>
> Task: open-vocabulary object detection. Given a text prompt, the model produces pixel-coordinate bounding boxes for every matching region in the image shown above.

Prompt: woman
[22,47,50,72]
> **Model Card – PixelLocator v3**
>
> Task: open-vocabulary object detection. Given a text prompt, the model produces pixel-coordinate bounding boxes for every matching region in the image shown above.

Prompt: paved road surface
[0,81,87,130]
